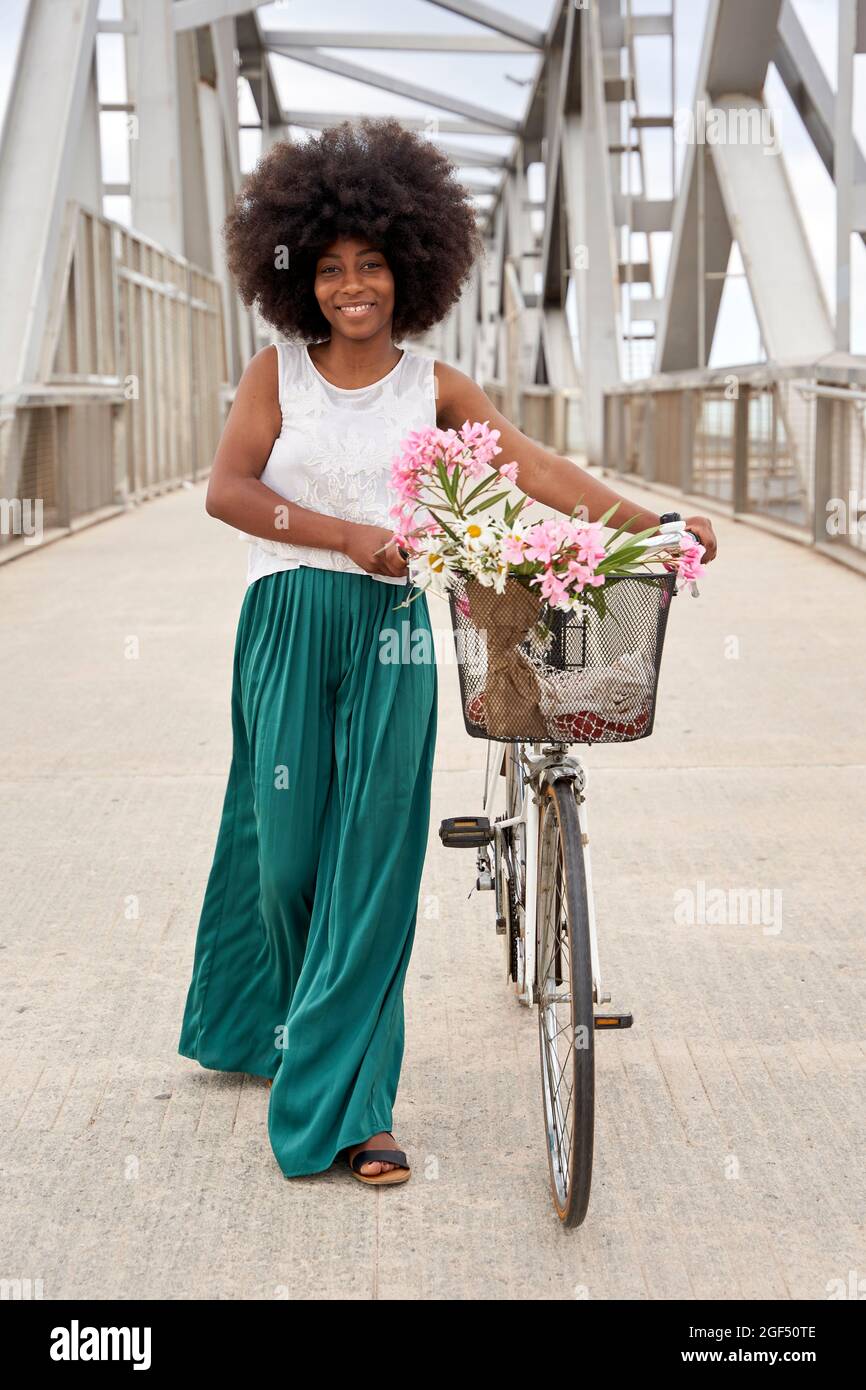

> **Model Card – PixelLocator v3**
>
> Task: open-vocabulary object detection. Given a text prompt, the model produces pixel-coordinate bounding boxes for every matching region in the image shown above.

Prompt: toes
[351,1134,401,1176]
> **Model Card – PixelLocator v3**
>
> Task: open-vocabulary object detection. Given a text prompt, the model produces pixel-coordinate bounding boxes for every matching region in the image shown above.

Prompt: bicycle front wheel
[536,776,595,1228]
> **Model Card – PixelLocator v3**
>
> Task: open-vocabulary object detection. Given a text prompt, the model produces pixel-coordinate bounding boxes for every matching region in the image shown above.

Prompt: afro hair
[224,117,484,343]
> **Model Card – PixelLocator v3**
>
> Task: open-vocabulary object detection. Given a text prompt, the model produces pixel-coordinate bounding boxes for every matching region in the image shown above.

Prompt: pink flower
[499,460,519,484]
[455,592,472,618]
[388,501,417,530]
[389,467,420,503]
[532,566,569,606]
[524,518,566,565]
[501,532,527,564]
[437,428,464,476]
[459,420,502,467]
[677,541,706,583]
[390,420,525,554]
[573,521,606,567]
[565,559,605,592]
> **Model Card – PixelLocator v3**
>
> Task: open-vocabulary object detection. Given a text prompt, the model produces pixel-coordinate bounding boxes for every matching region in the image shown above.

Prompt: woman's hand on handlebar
[684,515,717,563]
[344,522,409,577]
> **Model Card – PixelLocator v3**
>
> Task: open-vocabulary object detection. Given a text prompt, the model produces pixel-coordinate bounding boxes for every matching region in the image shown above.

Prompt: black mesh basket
[446,568,677,744]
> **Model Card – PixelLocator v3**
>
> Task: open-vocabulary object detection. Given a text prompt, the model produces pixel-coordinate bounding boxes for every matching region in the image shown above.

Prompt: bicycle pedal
[439,815,493,848]
[594,1012,633,1030]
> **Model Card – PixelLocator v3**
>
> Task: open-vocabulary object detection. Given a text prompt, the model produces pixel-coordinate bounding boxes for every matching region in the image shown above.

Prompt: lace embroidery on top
[242,340,437,578]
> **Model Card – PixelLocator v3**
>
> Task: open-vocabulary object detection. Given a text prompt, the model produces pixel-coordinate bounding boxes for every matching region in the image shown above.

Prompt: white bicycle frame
[482,741,606,1011]
[478,525,699,1012]
[480,522,697,1011]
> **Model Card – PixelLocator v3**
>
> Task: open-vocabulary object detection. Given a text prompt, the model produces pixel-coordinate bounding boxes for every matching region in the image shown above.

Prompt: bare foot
[347,1131,406,1177]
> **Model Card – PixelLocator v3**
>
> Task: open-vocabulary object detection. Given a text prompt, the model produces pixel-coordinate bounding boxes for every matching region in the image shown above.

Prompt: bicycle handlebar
[634,520,699,553]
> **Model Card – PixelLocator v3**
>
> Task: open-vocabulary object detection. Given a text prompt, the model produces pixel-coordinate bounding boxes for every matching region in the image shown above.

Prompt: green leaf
[594,508,640,544]
[461,471,501,507]
[435,457,457,509]
[421,505,462,544]
[598,523,663,572]
[503,495,531,527]
[467,491,510,515]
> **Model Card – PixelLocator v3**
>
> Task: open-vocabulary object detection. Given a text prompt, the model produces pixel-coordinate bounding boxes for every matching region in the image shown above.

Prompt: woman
[177,118,717,1188]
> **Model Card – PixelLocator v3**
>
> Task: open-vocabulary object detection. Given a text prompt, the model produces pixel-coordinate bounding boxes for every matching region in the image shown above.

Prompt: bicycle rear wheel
[536,777,595,1227]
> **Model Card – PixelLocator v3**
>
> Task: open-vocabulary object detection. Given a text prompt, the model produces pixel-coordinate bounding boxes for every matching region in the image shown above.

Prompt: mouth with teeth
[337,303,375,316]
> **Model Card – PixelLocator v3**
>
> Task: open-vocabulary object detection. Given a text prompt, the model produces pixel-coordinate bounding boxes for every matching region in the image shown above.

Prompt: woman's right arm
[205,346,407,578]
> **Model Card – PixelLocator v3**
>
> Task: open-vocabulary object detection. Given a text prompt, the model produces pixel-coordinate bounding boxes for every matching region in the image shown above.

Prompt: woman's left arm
[434,362,717,562]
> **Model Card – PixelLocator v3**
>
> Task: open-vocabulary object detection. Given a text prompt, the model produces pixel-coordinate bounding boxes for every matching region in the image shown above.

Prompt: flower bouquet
[388,421,705,744]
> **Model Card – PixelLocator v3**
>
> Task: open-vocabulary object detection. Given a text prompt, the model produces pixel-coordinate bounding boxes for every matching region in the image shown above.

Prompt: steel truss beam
[563,0,622,460]
[655,0,836,371]
[261,30,536,53]
[0,0,101,392]
[278,110,513,137]
[423,0,546,49]
[173,0,268,32]
[265,46,520,133]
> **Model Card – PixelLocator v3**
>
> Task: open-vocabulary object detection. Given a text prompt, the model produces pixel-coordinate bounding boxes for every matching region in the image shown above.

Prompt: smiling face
[312,236,396,341]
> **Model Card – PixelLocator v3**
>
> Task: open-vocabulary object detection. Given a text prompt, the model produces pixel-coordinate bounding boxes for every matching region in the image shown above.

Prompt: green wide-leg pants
[178,566,438,1178]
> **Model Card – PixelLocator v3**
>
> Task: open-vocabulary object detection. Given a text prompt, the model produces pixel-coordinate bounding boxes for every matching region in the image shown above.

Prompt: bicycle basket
[446,568,677,744]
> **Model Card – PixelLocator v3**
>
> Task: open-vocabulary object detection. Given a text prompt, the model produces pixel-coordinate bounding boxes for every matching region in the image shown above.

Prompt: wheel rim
[538,799,578,1212]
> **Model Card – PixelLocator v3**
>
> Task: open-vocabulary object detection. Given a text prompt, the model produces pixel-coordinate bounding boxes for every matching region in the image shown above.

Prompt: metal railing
[483,379,585,457]
[0,202,228,558]
[603,361,866,571]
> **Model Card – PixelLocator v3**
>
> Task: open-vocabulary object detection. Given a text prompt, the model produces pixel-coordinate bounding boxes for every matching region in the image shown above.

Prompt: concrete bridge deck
[1,479,864,1300]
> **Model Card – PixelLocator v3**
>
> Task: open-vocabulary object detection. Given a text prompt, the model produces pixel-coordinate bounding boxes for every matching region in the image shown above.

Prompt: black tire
[535,776,595,1228]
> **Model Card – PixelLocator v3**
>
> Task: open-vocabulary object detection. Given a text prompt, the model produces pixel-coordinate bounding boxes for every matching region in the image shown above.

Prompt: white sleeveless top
[243,339,438,588]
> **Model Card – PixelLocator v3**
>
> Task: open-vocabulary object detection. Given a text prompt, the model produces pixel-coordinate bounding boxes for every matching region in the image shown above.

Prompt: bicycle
[439,521,698,1227]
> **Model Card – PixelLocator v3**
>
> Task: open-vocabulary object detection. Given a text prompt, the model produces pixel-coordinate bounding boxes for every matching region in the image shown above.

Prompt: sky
[0,0,864,366]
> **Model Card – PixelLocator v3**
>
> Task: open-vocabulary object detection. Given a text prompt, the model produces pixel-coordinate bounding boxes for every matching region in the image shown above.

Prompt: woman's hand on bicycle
[344,522,409,577]
[684,515,717,562]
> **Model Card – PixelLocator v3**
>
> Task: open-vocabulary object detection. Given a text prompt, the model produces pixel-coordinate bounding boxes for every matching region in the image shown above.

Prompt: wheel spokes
[538,808,578,1202]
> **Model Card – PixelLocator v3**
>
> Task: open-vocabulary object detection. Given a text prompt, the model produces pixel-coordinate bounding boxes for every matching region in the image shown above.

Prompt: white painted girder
[176,30,214,273]
[560,0,623,463]
[0,0,101,391]
[710,96,833,359]
[836,0,858,350]
[656,0,786,371]
[173,0,268,33]
[280,111,511,137]
[656,134,733,372]
[127,0,184,255]
[210,15,242,193]
[269,46,520,133]
[423,0,546,49]
[260,30,536,53]
[775,0,866,199]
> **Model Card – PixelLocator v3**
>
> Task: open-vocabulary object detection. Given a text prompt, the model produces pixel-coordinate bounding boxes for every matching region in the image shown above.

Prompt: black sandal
[346,1131,411,1186]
